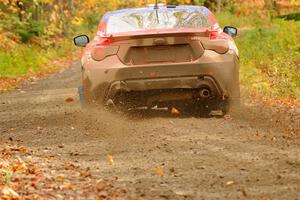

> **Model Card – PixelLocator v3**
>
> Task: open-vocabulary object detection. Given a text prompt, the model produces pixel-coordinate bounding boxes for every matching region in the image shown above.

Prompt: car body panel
[78,5,240,112]
[82,50,239,104]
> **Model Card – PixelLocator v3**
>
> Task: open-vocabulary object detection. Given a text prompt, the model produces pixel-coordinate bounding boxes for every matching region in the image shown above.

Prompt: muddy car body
[74,5,240,114]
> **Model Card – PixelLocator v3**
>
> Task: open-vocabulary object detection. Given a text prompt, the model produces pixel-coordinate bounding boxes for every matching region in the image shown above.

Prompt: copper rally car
[74,5,240,115]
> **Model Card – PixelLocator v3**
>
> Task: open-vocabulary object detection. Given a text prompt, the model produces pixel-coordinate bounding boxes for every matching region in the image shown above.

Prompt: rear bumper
[107,75,223,99]
[82,50,240,104]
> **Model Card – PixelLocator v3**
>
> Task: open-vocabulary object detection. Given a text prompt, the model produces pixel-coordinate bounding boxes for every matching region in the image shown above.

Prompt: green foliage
[3,16,44,43]
[1,0,299,100]
[216,12,271,27]
[0,168,14,186]
[236,19,300,98]
[0,41,72,77]
[204,0,235,12]
[279,12,300,21]
[191,0,206,5]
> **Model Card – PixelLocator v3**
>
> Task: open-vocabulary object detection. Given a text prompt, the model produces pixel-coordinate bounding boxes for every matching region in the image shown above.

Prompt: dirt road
[1,62,299,200]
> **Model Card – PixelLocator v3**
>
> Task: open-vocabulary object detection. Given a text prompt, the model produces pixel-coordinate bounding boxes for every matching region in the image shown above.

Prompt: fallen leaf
[80,170,91,178]
[226,181,234,186]
[241,189,247,197]
[0,186,20,199]
[169,167,175,173]
[60,183,73,190]
[155,167,164,177]
[11,157,27,172]
[10,146,27,154]
[174,190,191,196]
[261,197,270,200]
[171,107,180,115]
[108,155,114,165]
[65,97,74,103]
[56,174,65,181]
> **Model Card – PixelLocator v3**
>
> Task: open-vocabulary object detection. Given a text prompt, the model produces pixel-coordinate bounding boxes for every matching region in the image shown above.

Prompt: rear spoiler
[100,29,218,42]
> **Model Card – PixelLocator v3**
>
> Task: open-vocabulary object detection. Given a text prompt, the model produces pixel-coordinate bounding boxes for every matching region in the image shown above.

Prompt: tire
[217,100,230,115]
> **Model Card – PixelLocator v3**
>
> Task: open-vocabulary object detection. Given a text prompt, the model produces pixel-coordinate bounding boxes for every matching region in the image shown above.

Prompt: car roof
[102,5,212,22]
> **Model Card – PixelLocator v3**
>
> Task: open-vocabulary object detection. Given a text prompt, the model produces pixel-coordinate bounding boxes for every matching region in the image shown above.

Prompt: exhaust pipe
[200,88,211,98]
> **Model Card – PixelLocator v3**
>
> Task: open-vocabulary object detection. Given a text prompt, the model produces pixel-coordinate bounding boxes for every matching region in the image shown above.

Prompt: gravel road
[0,62,299,200]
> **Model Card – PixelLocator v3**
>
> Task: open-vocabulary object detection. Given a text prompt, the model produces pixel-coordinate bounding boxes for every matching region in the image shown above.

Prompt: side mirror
[223,26,238,37]
[74,35,90,47]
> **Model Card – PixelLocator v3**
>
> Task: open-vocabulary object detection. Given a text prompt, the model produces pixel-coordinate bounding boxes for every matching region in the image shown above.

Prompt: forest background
[0,0,299,99]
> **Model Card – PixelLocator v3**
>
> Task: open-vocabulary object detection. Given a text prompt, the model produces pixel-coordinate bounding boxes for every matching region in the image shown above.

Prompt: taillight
[201,39,229,54]
[95,38,110,46]
[91,38,119,61]
[209,31,219,40]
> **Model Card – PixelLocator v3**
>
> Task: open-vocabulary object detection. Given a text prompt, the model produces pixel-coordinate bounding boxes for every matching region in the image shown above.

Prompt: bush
[0,40,72,77]
[1,15,44,43]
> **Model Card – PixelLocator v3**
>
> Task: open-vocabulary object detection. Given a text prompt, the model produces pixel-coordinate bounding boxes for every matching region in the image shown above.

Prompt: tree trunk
[33,3,40,21]
[16,0,25,21]
[69,0,74,16]
[217,0,221,14]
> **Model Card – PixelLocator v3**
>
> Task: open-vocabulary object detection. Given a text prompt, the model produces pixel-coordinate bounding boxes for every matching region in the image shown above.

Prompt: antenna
[154,0,160,23]
[154,0,158,9]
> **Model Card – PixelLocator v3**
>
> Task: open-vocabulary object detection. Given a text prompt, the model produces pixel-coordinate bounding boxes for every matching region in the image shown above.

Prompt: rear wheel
[216,99,230,114]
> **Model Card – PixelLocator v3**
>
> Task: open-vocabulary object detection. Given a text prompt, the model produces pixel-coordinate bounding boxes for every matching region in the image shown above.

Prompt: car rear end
[80,6,240,113]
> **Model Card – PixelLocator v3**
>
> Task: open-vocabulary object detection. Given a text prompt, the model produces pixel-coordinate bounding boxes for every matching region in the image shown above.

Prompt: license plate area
[145,46,174,63]
[125,44,195,65]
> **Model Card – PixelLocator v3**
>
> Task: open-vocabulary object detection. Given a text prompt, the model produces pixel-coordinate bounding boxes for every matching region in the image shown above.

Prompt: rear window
[105,8,211,34]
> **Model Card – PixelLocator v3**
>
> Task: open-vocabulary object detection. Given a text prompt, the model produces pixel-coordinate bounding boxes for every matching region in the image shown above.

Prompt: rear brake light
[94,38,110,46]
[201,40,229,54]
[91,38,119,61]
[209,31,219,40]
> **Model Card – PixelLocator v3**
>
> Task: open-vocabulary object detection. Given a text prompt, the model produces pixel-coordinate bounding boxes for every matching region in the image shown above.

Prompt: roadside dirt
[0,62,299,200]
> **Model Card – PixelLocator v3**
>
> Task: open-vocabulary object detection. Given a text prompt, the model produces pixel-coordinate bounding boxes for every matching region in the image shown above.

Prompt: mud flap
[78,86,85,109]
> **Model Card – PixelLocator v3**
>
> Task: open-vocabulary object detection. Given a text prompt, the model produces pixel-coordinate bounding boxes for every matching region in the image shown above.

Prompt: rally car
[74,5,240,115]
